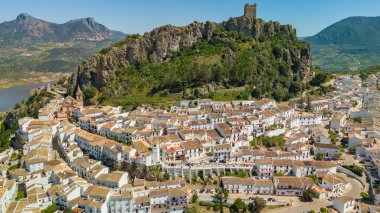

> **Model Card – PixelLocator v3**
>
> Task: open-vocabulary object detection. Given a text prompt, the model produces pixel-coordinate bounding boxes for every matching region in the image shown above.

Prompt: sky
[1,0,380,37]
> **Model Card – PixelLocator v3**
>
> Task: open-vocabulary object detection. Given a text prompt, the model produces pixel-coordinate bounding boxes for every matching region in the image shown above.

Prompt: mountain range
[0,13,125,73]
[305,16,380,72]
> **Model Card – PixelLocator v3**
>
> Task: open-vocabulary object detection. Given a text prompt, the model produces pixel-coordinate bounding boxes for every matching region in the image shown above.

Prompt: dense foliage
[250,135,286,149]
[99,29,310,104]
[342,164,365,177]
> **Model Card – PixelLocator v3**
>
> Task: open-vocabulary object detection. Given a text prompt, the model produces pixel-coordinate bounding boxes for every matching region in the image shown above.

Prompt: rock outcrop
[71,16,312,91]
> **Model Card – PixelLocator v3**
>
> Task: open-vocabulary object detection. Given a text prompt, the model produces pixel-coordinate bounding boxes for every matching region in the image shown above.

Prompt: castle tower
[244,3,257,19]
[75,86,84,108]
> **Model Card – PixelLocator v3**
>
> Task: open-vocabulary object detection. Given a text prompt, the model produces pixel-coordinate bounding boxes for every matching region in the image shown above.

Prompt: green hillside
[305,16,380,72]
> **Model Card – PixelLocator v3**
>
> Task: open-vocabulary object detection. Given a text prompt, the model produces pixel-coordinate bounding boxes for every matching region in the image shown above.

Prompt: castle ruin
[244,3,257,19]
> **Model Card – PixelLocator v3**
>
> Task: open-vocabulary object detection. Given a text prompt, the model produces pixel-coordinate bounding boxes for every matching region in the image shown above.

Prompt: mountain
[0,13,124,42]
[305,16,380,45]
[67,15,313,108]
[304,16,380,72]
[0,13,126,73]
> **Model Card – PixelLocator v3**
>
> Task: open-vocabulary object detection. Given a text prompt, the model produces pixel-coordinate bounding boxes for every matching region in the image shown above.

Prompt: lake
[0,82,51,112]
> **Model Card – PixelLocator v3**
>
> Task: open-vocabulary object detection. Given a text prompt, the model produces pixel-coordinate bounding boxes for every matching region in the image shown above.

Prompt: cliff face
[71,16,312,91]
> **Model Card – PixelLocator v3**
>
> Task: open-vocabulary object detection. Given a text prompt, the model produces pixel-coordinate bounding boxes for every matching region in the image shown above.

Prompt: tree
[316,152,324,160]
[41,204,59,213]
[231,198,247,212]
[360,192,369,200]
[303,189,318,201]
[320,207,327,213]
[289,82,302,95]
[163,172,170,181]
[213,188,229,212]
[306,175,319,184]
[191,193,199,203]
[248,197,266,212]
[305,95,312,112]
[275,172,285,176]
[309,210,316,213]
[16,191,25,201]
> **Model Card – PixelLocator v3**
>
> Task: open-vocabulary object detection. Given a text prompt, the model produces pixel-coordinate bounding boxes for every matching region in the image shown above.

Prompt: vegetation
[191,193,199,203]
[303,188,318,201]
[213,188,229,211]
[309,72,332,87]
[231,198,247,212]
[342,164,364,177]
[360,192,370,200]
[41,204,59,213]
[306,175,320,184]
[248,197,266,212]
[250,135,286,149]
[320,207,327,213]
[96,28,310,107]
[15,191,25,201]
[315,152,324,160]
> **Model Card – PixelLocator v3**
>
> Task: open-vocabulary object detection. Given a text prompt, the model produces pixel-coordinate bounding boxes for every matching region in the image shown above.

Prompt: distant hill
[304,16,380,72]
[0,13,126,73]
[305,16,380,45]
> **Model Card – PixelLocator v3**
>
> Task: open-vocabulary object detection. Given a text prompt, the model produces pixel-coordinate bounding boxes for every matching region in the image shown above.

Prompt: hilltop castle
[244,3,257,19]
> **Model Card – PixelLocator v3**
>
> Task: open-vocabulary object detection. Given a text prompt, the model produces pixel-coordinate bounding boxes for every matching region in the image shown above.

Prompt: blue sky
[1,0,380,37]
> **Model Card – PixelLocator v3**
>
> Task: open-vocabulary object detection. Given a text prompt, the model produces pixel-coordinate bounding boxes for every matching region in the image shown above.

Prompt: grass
[311,44,380,72]
[103,96,181,109]
[0,71,70,89]
[0,40,117,73]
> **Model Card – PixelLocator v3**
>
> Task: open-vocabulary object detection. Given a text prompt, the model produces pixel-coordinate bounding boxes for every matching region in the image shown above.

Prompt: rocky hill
[304,16,380,71]
[0,13,125,73]
[68,16,313,106]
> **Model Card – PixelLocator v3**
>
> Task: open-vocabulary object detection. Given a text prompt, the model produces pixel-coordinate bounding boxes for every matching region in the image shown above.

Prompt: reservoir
[0,82,51,112]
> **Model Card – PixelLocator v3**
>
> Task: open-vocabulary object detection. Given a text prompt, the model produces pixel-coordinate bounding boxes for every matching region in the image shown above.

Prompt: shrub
[199,201,215,207]
[342,164,364,177]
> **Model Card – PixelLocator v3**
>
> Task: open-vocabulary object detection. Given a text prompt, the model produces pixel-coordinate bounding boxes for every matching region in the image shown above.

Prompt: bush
[16,191,25,201]
[320,207,327,213]
[199,201,215,207]
[360,192,370,200]
[41,204,59,213]
[342,164,364,177]
[191,193,199,203]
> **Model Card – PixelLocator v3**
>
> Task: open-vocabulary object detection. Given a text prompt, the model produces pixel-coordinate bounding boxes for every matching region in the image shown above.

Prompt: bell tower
[75,86,84,108]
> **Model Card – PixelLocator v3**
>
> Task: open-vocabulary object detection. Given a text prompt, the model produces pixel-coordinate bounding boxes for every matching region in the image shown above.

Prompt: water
[0,82,51,112]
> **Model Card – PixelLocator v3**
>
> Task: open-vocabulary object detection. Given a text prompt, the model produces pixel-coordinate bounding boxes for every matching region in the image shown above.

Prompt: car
[219,160,226,163]
[199,189,205,193]
[267,198,276,202]
[209,159,216,163]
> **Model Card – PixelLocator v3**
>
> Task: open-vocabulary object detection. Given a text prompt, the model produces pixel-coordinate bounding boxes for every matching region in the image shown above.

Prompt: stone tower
[244,3,257,19]
[75,86,84,108]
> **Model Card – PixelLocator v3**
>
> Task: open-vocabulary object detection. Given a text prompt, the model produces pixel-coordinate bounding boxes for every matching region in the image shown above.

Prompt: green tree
[16,191,25,201]
[248,197,266,212]
[231,198,247,212]
[213,188,229,212]
[191,193,199,203]
[320,207,327,213]
[275,172,285,176]
[41,204,58,213]
[360,192,369,200]
[306,175,319,184]
[163,172,170,181]
[303,189,318,201]
[305,95,312,112]
[309,210,316,213]
[316,152,324,160]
